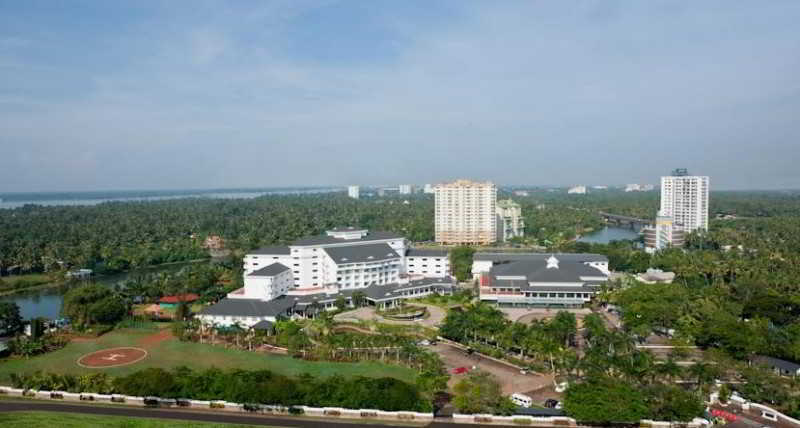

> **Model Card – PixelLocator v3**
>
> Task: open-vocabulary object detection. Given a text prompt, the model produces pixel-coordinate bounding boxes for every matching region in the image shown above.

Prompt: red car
[451,367,469,375]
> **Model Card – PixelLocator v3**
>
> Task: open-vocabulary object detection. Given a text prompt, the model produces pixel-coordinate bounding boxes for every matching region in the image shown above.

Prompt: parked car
[417,340,431,346]
[544,399,560,409]
[451,367,469,375]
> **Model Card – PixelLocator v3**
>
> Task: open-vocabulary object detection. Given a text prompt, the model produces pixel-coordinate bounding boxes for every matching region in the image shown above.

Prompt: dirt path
[429,343,553,396]
[138,328,173,348]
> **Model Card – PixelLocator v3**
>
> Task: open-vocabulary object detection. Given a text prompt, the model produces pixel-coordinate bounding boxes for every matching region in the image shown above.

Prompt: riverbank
[0,258,212,298]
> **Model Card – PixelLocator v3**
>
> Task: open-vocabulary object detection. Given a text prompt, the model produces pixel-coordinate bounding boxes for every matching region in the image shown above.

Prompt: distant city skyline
[2,1,799,192]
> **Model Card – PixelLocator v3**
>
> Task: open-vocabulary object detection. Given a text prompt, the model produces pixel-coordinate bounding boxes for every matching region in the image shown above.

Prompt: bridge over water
[598,211,653,229]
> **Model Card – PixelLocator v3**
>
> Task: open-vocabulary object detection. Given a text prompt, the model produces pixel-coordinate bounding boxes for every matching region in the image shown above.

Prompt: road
[0,399,527,428]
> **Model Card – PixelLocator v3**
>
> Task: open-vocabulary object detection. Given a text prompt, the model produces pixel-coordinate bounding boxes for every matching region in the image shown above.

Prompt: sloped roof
[199,296,294,318]
[754,355,800,372]
[474,252,608,263]
[406,248,449,257]
[249,246,291,255]
[324,243,400,265]
[158,293,199,303]
[292,231,402,246]
[248,262,290,277]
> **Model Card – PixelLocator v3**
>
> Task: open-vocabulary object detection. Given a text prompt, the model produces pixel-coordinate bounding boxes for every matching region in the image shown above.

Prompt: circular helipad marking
[77,347,148,368]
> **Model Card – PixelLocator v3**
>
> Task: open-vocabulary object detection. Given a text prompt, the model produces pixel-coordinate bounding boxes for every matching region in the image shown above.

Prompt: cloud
[0,1,799,191]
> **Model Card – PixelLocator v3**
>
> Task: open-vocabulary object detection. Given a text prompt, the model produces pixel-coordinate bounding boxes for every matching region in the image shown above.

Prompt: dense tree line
[9,367,431,412]
[0,194,434,275]
[3,190,797,275]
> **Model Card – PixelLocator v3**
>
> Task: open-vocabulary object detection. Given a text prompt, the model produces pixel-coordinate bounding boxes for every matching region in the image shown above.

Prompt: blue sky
[1,0,799,191]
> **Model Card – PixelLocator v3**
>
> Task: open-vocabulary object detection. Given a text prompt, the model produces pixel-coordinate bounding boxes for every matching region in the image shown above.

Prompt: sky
[1,0,799,192]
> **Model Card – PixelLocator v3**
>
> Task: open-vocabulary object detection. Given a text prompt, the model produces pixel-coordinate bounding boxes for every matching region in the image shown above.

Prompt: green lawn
[0,327,416,382]
[0,411,262,427]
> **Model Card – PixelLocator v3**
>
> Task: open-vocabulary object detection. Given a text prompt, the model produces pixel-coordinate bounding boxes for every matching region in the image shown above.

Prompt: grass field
[0,411,263,427]
[0,326,416,382]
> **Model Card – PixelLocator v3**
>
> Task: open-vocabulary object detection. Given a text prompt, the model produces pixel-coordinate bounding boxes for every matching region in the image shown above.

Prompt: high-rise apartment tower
[434,180,497,245]
[659,169,709,233]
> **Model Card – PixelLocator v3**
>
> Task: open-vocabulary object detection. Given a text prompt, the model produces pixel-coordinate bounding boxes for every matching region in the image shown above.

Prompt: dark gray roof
[406,248,449,257]
[248,262,290,277]
[324,243,400,265]
[492,259,605,283]
[199,297,294,318]
[754,355,800,372]
[474,252,608,263]
[292,231,402,246]
[249,245,290,255]
[328,226,366,232]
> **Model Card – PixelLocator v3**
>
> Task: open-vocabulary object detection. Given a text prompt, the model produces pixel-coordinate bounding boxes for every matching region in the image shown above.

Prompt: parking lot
[429,342,553,396]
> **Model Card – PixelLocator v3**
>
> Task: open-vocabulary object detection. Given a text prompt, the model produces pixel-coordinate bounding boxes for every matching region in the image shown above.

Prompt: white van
[511,393,533,408]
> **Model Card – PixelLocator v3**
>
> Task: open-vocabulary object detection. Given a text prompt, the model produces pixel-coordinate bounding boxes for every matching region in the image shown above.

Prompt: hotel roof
[292,230,403,246]
[324,243,400,265]
[248,262,290,277]
[249,245,291,255]
[406,248,449,257]
[474,252,608,263]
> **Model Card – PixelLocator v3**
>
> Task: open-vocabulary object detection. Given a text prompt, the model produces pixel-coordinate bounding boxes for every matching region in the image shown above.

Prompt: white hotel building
[198,227,453,328]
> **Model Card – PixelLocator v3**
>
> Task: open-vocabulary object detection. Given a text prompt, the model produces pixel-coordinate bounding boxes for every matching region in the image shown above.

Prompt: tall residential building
[347,185,360,199]
[434,179,497,245]
[423,184,434,194]
[660,169,709,233]
[399,184,413,194]
[496,199,525,242]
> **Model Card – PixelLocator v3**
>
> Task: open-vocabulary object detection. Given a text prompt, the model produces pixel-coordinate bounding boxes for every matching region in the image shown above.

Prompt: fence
[0,385,433,422]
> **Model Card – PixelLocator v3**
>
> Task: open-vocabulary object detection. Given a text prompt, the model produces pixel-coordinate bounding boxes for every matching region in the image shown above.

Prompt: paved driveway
[429,343,553,396]
[334,304,446,329]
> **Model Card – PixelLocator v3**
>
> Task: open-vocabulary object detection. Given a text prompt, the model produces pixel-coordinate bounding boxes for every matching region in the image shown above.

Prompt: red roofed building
[158,294,199,308]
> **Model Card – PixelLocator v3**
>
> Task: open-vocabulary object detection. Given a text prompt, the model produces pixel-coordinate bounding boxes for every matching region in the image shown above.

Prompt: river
[578,226,640,244]
[1,261,210,320]
[0,188,340,210]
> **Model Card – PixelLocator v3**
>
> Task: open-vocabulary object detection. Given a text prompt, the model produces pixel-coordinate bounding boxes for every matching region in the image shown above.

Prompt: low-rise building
[567,186,586,194]
[636,268,676,284]
[752,356,800,377]
[197,277,455,328]
[474,253,609,307]
[405,248,450,278]
[643,211,685,253]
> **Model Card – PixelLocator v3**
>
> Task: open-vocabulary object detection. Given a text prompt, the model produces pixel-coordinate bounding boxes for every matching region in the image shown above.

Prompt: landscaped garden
[0,326,416,383]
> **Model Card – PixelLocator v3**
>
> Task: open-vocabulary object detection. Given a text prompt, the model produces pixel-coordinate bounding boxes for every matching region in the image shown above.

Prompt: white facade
[643,212,685,253]
[232,265,293,301]
[243,228,407,293]
[660,170,709,232]
[496,199,524,242]
[434,179,497,245]
[567,186,586,194]
[405,253,450,278]
[347,185,360,199]
[398,184,413,194]
[423,184,434,194]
